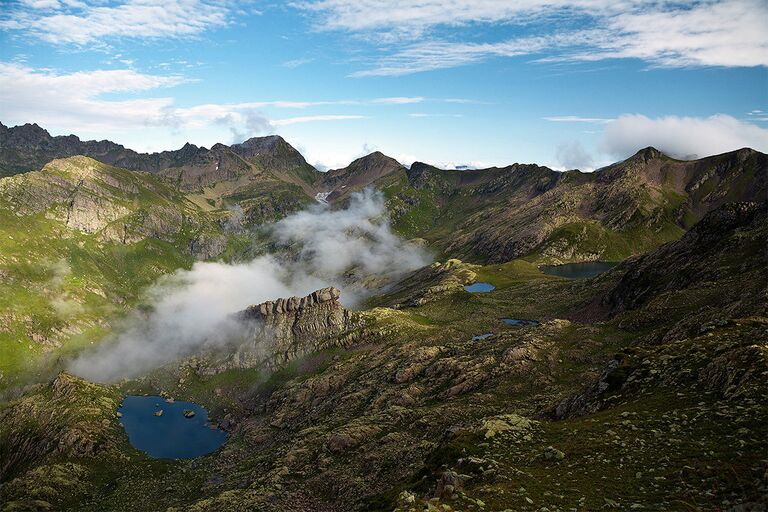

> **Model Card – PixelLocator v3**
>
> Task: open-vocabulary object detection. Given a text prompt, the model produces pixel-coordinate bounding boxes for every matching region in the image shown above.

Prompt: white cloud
[282,58,314,68]
[349,35,563,76]
[298,0,768,76]
[69,189,429,381]
[408,113,463,118]
[601,114,768,159]
[555,140,594,170]
[598,0,768,67]
[0,62,184,131]
[0,62,422,139]
[293,0,612,35]
[1,0,233,45]
[22,0,62,9]
[544,116,613,124]
[271,115,366,126]
[371,96,424,104]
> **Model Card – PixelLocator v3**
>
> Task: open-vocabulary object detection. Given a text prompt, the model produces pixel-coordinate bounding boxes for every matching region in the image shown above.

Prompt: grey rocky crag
[223,287,365,371]
[0,155,224,257]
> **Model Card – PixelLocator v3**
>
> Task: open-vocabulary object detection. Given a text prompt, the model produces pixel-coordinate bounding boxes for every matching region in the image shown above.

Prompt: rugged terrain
[2,122,765,265]
[0,122,766,511]
[0,201,766,511]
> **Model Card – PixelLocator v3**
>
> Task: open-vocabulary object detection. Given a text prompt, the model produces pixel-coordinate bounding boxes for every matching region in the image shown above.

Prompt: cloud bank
[601,114,768,160]
[68,189,429,382]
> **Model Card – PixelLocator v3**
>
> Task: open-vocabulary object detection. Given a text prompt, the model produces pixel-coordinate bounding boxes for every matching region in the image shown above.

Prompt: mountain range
[0,121,766,511]
[2,121,765,264]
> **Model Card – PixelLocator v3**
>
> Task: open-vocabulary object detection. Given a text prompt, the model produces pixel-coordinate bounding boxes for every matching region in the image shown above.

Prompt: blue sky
[0,0,766,170]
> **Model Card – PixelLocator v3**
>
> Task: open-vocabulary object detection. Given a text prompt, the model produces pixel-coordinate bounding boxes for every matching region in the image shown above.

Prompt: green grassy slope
[0,157,225,390]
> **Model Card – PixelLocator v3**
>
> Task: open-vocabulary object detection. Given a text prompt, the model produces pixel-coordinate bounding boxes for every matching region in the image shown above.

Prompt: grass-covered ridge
[0,157,226,390]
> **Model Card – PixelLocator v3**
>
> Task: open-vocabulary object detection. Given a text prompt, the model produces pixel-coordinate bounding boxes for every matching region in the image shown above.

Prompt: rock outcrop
[231,287,364,370]
[376,259,479,308]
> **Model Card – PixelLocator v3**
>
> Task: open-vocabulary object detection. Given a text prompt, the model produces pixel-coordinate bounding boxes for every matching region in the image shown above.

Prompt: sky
[0,0,766,171]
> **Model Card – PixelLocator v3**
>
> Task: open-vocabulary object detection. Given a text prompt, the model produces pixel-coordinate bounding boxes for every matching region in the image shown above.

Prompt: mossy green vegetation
[0,158,224,391]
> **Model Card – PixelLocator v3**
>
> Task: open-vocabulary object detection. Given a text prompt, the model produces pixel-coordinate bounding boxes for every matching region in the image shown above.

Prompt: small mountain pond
[118,395,227,459]
[464,282,496,293]
[540,261,618,279]
[501,318,540,326]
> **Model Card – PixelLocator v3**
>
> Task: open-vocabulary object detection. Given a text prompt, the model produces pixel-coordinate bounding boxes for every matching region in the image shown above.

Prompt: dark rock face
[394,147,767,265]
[602,201,767,315]
[231,287,364,370]
[319,151,406,202]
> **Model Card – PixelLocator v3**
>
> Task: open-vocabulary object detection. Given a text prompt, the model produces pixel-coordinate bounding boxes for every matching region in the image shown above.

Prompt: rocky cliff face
[319,151,406,203]
[223,287,364,371]
[0,155,222,252]
[580,201,768,343]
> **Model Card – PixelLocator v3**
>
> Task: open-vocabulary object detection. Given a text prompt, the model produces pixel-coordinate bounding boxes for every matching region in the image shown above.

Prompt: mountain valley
[0,122,766,512]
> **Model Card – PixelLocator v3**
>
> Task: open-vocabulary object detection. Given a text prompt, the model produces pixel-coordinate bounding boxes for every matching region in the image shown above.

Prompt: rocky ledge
[232,287,364,370]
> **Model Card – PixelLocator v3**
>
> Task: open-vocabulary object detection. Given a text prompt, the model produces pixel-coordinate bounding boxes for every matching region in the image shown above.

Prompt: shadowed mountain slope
[2,122,765,264]
[379,147,766,264]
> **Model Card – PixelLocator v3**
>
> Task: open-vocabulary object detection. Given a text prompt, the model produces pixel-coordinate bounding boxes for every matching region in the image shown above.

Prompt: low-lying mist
[68,189,429,382]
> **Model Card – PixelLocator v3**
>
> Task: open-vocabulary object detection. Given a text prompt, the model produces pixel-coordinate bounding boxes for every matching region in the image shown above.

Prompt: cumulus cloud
[555,141,594,170]
[68,189,429,381]
[0,62,183,132]
[601,114,768,160]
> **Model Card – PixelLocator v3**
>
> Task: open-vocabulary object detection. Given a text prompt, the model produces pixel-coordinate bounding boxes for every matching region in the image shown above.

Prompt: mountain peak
[631,146,667,163]
[349,151,402,170]
[231,134,285,155]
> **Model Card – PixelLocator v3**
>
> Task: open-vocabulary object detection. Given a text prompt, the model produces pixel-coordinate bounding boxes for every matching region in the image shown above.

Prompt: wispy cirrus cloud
[371,96,424,104]
[271,115,366,126]
[282,58,314,68]
[544,116,613,124]
[408,113,463,118]
[296,0,768,76]
[1,0,234,45]
[0,62,382,139]
[293,0,610,36]
[349,35,570,77]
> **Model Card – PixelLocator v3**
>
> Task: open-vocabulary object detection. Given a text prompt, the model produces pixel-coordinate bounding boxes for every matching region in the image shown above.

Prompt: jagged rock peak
[226,286,362,371]
[247,286,342,317]
[630,146,667,163]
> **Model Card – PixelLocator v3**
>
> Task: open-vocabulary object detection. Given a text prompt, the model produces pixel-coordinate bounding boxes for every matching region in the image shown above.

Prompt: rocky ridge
[223,287,365,371]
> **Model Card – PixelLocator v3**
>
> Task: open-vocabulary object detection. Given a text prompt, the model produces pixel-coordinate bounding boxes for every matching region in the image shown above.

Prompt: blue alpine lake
[501,318,540,326]
[464,282,496,293]
[540,261,618,279]
[118,395,227,459]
